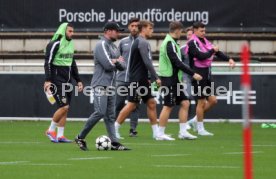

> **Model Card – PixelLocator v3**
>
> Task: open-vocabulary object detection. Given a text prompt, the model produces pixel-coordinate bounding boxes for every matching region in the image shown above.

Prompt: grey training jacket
[117,35,136,83]
[91,36,125,88]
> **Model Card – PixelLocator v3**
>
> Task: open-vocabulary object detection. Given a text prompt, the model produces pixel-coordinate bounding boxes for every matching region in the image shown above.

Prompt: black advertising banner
[0,74,275,120]
[0,0,275,32]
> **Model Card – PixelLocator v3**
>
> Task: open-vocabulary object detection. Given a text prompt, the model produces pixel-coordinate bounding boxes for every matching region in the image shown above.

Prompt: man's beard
[66,36,72,41]
[110,37,117,42]
[131,31,138,37]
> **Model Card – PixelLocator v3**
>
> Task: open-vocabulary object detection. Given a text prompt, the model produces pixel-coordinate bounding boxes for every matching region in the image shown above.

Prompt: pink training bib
[185,34,214,68]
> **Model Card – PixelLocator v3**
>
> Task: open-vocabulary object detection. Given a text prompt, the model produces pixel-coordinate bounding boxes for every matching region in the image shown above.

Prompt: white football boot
[178,130,197,140]
[155,134,175,141]
[198,129,214,136]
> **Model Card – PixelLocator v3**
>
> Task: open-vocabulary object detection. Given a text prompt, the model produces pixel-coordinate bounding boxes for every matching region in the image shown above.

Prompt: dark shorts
[127,80,154,104]
[192,67,215,100]
[50,83,72,108]
[162,84,188,107]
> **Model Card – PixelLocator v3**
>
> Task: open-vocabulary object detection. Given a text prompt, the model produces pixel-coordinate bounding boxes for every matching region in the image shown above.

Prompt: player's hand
[117,56,124,63]
[213,45,219,52]
[112,56,124,64]
[111,59,117,64]
[77,82,83,92]
[193,73,202,81]
[229,58,235,69]
[156,79,162,87]
[44,81,51,94]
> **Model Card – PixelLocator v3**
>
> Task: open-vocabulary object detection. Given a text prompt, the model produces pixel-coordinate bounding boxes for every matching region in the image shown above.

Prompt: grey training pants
[79,87,118,143]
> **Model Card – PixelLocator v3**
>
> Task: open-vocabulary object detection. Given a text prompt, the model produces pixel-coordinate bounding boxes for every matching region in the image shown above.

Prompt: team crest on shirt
[61,97,67,104]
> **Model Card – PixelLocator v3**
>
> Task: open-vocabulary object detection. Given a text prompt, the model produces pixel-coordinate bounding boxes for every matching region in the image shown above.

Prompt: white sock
[115,122,120,132]
[179,123,187,133]
[159,126,166,136]
[152,124,159,136]
[197,122,204,131]
[190,115,197,123]
[57,127,64,138]
[48,121,57,132]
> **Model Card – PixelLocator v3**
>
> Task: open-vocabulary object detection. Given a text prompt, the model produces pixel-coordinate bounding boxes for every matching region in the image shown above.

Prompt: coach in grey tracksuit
[77,24,125,143]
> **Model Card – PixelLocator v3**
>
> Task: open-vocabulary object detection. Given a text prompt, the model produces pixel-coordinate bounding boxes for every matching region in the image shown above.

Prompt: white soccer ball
[95,135,111,151]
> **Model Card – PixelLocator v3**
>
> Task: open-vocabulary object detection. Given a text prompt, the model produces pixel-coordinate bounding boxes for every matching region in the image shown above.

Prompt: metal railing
[1,62,276,74]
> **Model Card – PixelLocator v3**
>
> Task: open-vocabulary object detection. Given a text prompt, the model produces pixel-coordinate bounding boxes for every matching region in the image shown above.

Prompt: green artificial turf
[0,121,275,179]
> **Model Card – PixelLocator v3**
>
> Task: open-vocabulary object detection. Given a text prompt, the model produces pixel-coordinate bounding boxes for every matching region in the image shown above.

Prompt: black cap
[103,22,124,32]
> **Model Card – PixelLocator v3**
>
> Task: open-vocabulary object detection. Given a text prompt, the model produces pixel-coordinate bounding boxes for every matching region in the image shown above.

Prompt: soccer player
[186,22,235,136]
[44,23,83,143]
[115,20,161,140]
[75,22,130,151]
[180,26,194,130]
[180,26,194,100]
[158,21,202,140]
[116,18,140,138]
[185,26,193,41]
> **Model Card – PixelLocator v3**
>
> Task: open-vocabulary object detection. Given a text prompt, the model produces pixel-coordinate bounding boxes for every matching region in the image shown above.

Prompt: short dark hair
[67,23,74,28]
[185,26,193,33]
[128,18,140,25]
[103,21,124,32]
[138,20,154,32]
[169,21,183,33]
[193,22,205,29]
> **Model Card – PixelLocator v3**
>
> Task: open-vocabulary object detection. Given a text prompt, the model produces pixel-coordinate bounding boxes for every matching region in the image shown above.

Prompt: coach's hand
[44,81,51,94]
[193,73,202,81]
[77,82,83,92]
[229,59,235,69]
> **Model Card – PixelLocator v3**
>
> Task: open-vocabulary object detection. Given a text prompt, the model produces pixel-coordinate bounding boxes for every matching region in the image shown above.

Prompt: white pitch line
[69,157,112,160]
[240,144,276,147]
[23,163,72,166]
[0,142,42,144]
[251,145,276,147]
[223,151,264,155]
[0,161,29,165]
[125,143,177,146]
[151,154,191,157]
[153,165,240,169]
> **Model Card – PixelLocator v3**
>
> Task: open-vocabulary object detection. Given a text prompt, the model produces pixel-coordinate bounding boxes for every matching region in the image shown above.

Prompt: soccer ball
[95,135,111,151]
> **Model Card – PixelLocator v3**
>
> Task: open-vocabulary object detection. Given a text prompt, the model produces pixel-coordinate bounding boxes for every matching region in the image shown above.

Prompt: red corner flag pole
[241,44,253,179]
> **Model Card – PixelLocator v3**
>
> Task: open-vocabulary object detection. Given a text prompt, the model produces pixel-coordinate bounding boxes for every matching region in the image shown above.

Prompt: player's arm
[71,59,81,83]
[71,59,83,92]
[215,51,230,61]
[95,41,117,72]
[95,41,125,71]
[188,40,215,60]
[180,46,187,62]
[138,41,160,82]
[118,39,123,55]
[115,40,127,71]
[167,42,195,76]
[113,57,126,71]
[215,51,236,68]
[44,40,60,91]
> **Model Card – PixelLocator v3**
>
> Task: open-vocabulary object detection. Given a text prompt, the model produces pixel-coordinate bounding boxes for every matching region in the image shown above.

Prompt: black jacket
[187,37,229,69]
[128,36,158,82]
[44,40,81,84]
[161,41,195,86]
